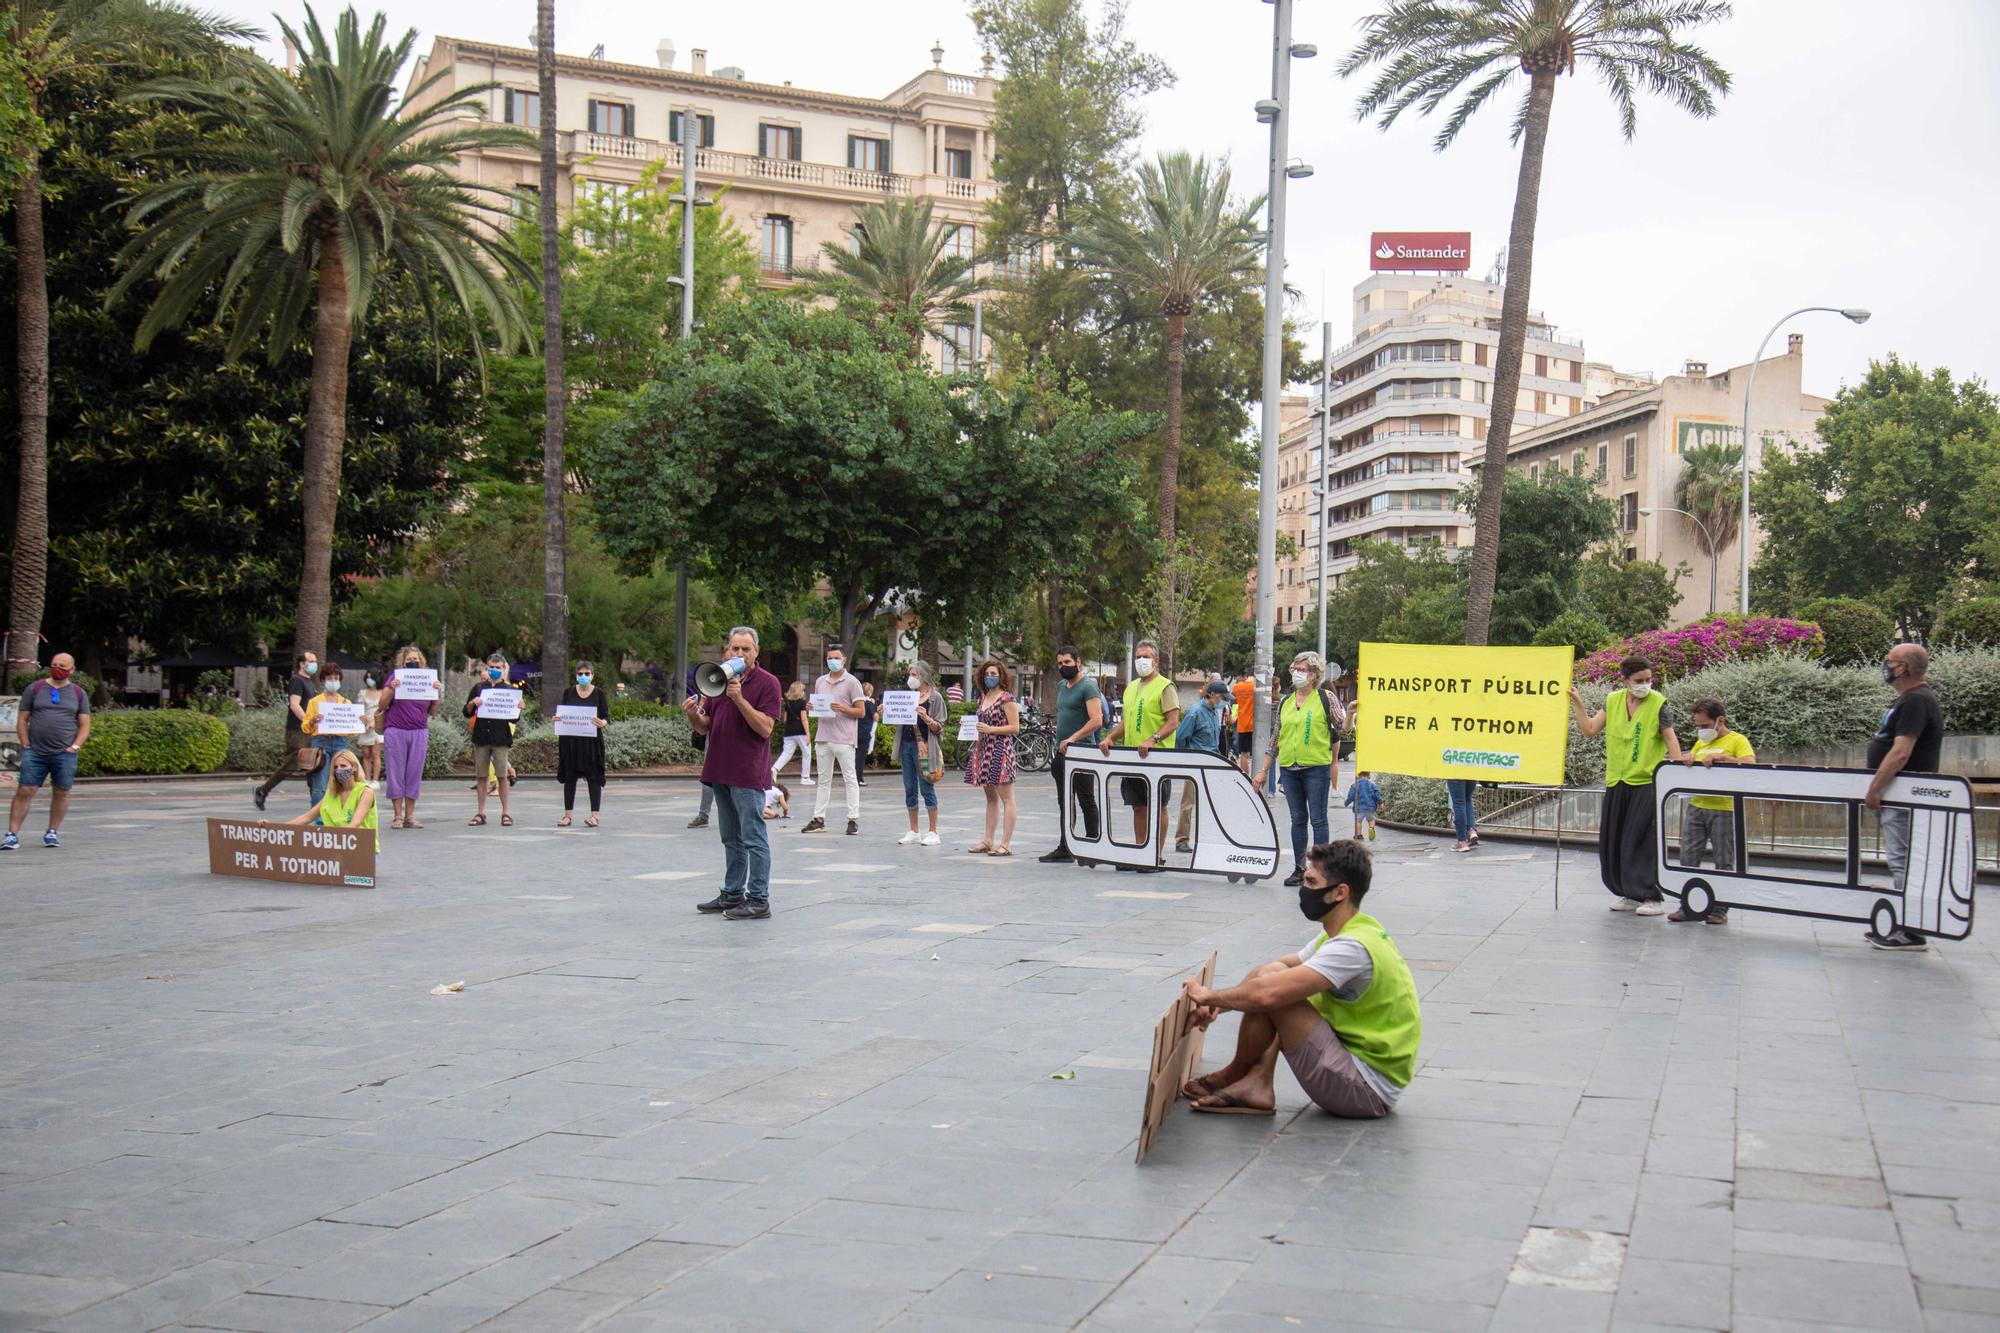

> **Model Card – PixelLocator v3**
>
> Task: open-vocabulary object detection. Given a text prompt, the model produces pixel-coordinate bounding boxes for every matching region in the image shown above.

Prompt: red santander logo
[1370,231,1472,272]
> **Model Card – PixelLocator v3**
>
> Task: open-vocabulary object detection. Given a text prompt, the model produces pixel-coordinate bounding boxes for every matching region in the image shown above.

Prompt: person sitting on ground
[1670,697,1754,924]
[264,748,378,850]
[1344,770,1383,841]
[763,781,790,821]
[1181,839,1420,1119]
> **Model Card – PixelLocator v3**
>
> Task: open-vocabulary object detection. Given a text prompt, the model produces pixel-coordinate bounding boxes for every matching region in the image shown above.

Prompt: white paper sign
[957,713,982,742]
[476,687,523,720]
[314,701,365,736]
[808,692,835,719]
[553,705,599,738]
[392,667,439,700]
[881,690,919,726]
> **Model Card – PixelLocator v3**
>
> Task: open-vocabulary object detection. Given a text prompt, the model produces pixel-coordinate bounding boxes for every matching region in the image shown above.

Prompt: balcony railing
[559,132,999,203]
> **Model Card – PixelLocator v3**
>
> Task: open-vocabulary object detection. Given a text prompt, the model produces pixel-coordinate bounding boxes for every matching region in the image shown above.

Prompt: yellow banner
[1354,642,1571,784]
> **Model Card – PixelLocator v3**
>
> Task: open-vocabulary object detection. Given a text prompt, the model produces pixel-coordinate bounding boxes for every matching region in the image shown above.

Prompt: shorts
[1283,1024,1391,1119]
[1120,775,1151,808]
[470,743,511,781]
[18,749,78,790]
[1234,730,1254,756]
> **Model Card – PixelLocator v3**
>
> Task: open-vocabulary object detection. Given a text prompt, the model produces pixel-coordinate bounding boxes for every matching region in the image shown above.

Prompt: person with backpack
[1255,650,1347,887]
[4,652,91,850]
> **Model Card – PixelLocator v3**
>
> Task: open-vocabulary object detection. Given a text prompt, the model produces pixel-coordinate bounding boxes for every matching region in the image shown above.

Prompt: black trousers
[563,774,603,813]
[1600,781,1662,901]
[1053,749,1099,849]
[259,728,309,797]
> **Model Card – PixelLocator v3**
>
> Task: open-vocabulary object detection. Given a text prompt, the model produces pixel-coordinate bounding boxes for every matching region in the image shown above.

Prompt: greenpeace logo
[1442,747,1520,769]
[1909,785,1952,799]
[1227,853,1272,867]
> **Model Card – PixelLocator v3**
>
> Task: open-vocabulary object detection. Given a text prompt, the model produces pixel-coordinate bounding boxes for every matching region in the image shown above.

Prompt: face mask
[303,662,318,677]
[333,766,355,786]
[1696,726,1717,743]
[364,677,377,688]
[1133,657,1154,677]
[1628,682,1651,698]
[983,673,1000,689]
[1882,663,1899,685]
[1058,664,1079,682]
[487,667,503,681]
[1297,883,1334,921]
[404,660,420,669]
[323,679,341,693]
[906,675,921,690]
[826,659,844,674]
[48,666,71,682]
[576,673,592,686]
[1291,670,1309,687]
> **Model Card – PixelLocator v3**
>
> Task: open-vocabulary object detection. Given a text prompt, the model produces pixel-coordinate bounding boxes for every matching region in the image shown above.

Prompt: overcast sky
[222,0,1998,399]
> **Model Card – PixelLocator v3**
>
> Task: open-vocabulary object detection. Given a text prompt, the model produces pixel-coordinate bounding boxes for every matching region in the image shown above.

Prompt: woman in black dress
[556,659,611,827]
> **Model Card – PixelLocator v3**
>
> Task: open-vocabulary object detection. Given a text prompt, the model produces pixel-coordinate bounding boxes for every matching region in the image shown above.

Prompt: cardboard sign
[313,701,365,736]
[1136,952,1218,1164]
[881,690,919,726]
[207,817,375,889]
[392,668,439,700]
[1355,642,1572,784]
[957,713,982,741]
[809,692,835,719]
[475,687,523,720]
[553,705,599,738]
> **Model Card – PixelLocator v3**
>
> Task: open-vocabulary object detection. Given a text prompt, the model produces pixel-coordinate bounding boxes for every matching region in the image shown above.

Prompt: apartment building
[404,36,1003,366]
[1269,394,1316,631]
[1487,336,1831,623]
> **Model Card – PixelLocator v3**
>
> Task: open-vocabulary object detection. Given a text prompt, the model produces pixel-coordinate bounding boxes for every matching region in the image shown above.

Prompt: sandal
[967,840,993,854]
[500,814,514,827]
[406,819,424,829]
[556,814,572,828]
[1189,1092,1275,1117]
[584,814,599,828]
[1182,1071,1230,1101]
[390,817,405,830]
[467,814,486,826]
[988,846,1013,857]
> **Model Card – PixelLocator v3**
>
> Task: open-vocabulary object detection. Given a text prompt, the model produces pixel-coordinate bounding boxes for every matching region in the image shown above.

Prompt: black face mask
[1298,883,1335,921]
[1059,664,1079,681]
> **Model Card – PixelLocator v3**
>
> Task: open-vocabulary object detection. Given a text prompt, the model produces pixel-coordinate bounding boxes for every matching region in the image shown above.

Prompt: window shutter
[790,129,802,161]
[758,124,768,157]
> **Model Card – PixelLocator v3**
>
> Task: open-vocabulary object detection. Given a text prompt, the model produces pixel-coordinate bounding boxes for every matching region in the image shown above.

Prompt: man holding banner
[1570,657,1685,915]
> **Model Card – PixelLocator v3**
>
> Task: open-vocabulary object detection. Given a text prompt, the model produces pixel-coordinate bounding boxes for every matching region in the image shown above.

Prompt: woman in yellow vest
[266,747,379,850]
[1570,656,1685,915]
[1254,651,1347,888]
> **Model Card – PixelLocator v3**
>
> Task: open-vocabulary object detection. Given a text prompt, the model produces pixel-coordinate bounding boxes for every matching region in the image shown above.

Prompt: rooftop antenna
[1486,243,1508,286]
[589,43,605,60]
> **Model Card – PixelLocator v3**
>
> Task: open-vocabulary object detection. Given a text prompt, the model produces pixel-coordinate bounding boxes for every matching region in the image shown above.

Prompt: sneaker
[695,895,738,914]
[1283,867,1305,887]
[1667,908,1705,924]
[686,814,708,829]
[898,831,921,845]
[253,786,268,812]
[1867,929,1928,952]
[801,817,826,834]
[0,832,16,851]
[1176,839,1193,854]
[1609,898,1639,913]
[1368,826,1377,841]
[1038,848,1075,864]
[799,778,816,787]
[43,829,60,848]
[723,901,771,920]
[1451,841,1472,853]
[845,819,858,836]
[919,831,940,847]
[1468,830,1480,845]
[1635,900,1667,917]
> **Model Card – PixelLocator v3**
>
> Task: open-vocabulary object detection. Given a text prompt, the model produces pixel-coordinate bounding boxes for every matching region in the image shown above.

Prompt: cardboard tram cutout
[1062,746,1282,881]
[1652,763,1976,941]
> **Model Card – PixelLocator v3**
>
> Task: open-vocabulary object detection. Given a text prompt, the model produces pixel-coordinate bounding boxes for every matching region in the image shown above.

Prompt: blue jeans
[1279,764,1331,869]
[899,741,938,811]
[308,735,353,805]
[1446,780,1477,842]
[709,782,771,904]
[17,748,77,790]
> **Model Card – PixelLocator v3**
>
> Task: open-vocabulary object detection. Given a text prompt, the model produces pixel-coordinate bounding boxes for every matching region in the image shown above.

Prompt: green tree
[1753,358,2000,636]
[1341,0,1731,645]
[1672,439,1742,562]
[108,7,533,659]
[1576,550,1684,639]
[1797,596,1895,665]
[1933,597,2000,650]
[1531,609,1613,657]
[1323,541,1466,670]
[797,195,977,356]
[5,0,258,675]
[1461,464,1617,645]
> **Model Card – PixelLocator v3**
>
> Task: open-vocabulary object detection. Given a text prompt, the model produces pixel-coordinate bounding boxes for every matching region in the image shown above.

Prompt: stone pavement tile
[1733,1251,1923,1329]
[1732,1226,1905,1267]
[1734,1198,1899,1242]
[1737,1167,1889,1208]
[630,1267,915,1332]
[560,1241,726,1298]
[411,1222,654,1308]
[831,1147,1108,1219]
[1737,1129,1883,1179]
[1611,1256,1731,1329]
[252,1251,475,1309]
[1880,1163,2000,1202]
[701,1230,972,1291]
[177,1147,464,1212]
[876,1314,1064,1333]
[1625,1198,1735,1263]
[970,1231,1155,1284]
[906,1269,1114,1326]
[0,1271,128,1324]
[347,1299,509,1333]
[647,1199,800,1249]
[774,1199,1019,1251]
[1546,1149,1645,1186]
[180,1292,384,1333]
[1079,1253,1247,1331]
[43,1259,287,1333]
[1533,1175,1638,1235]
[1897,1223,2000,1291]
[1241,1239,1508,1307]
[1643,1133,1736,1181]
[0,1224,232,1288]
[226,1222,391,1271]
[1210,1279,1492,1331]
[110,1189,330,1243]
[1916,1282,2000,1322]
[451,1285,632,1332]
[1486,1282,1613,1332]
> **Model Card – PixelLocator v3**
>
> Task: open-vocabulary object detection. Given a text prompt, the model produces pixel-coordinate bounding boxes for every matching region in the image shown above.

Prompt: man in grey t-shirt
[7,652,92,850]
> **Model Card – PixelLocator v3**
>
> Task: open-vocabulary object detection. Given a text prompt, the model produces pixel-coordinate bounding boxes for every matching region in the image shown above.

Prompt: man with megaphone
[682,626,784,920]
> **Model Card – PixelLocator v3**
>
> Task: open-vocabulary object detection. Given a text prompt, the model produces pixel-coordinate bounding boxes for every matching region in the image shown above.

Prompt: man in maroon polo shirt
[681,626,783,920]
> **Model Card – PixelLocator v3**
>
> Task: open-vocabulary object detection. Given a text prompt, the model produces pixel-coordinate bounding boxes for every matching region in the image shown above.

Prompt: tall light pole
[1251,0,1313,775]
[1737,305,1870,613]
[1315,319,1331,660]
[666,113,711,703]
[1641,506,1717,616]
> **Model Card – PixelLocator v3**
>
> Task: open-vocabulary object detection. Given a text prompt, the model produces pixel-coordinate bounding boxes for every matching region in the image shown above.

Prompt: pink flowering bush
[1575,615,1825,683]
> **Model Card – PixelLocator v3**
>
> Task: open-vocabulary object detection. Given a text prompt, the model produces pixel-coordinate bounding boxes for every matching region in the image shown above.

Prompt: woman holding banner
[1256,651,1346,887]
[897,661,946,845]
[1570,657,1685,915]
[464,652,519,827]
[299,663,358,807]
[378,645,439,830]
[556,660,611,827]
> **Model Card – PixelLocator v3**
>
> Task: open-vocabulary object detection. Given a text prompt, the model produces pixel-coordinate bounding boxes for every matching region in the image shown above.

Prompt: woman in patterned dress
[963,658,1021,856]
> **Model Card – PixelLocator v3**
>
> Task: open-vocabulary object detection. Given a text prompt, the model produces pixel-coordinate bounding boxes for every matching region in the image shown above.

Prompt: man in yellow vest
[1179,840,1421,1119]
[1569,655,1686,915]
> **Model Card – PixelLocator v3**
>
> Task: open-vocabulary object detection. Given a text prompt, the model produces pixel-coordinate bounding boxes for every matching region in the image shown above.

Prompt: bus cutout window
[1109,772,1149,849]
[1162,776,1198,870]
[1741,796,1852,886]
[1069,771,1102,844]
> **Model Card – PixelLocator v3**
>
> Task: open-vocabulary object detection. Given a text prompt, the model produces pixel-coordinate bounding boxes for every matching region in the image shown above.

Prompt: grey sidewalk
[1,773,1996,1331]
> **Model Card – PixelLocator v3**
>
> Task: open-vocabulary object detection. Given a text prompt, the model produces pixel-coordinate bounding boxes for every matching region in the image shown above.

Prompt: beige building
[405,36,1004,366]
[1269,394,1315,630]
[1484,336,1830,623]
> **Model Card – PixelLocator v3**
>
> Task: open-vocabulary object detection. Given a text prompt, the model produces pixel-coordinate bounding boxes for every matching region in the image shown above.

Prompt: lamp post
[1315,320,1330,660]
[1251,0,1314,776]
[1737,306,1870,613]
[1641,506,1717,616]
[666,113,712,703]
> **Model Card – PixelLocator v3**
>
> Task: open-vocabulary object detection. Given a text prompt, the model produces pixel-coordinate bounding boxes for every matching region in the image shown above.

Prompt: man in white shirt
[802,644,865,836]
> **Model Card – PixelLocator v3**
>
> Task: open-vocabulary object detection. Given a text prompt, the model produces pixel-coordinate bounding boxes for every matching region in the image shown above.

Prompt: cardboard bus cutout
[1062,746,1282,881]
[1653,762,1976,941]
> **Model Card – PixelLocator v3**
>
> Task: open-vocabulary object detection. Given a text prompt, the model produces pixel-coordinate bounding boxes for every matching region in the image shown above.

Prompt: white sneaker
[1609,898,1639,913]
[800,778,815,786]
[898,831,920,845]
[1635,900,1667,917]
[920,831,941,846]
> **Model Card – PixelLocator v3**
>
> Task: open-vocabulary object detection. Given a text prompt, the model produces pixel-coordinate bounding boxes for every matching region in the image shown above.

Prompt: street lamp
[1641,506,1718,616]
[1737,306,1871,613]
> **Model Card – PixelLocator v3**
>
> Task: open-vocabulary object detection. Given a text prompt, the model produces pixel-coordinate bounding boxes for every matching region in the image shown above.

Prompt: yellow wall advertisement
[1355,642,1572,784]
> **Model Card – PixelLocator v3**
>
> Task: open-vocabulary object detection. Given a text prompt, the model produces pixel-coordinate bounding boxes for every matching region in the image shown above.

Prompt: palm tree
[1074,150,1262,557]
[800,195,979,358]
[5,0,260,678]
[108,6,533,658]
[1674,440,1742,555]
[534,0,565,718]
[1342,0,1732,645]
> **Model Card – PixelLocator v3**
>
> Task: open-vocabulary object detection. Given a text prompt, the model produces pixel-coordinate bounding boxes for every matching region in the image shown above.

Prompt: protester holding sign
[298,664,356,807]
[1570,656,1685,915]
[555,661,611,828]
[268,748,378,851]
[803,645,864,836]
[964,659,1021,856]
[464,652,520,827]
[1257,651,1346,888]
[895,662,946,846]
[378,646,439,830]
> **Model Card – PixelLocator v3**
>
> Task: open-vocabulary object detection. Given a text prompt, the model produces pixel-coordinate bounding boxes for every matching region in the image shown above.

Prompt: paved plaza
[1,768,1997,1332]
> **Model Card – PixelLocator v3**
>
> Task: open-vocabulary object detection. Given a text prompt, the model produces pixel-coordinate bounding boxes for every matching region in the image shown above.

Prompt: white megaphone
[694,656,748,698]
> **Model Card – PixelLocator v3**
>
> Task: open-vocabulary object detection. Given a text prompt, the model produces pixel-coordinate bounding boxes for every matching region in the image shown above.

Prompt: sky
[218,0,2000,400]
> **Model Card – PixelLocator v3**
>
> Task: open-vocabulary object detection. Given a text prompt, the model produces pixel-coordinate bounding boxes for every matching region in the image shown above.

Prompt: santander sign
[1370,231,1472,272]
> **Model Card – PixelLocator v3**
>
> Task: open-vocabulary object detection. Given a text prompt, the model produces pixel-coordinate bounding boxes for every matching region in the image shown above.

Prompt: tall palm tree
[1342,0,1732,645]
[5,0,259,678]
[1074,150,1262,556]
[534,0,564,717]
[801,195,979,358]
[108,6,533,658]
[1674,440,1742,555]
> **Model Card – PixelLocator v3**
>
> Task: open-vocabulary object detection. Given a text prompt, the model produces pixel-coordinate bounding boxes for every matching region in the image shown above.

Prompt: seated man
[1181,839,1420,1119]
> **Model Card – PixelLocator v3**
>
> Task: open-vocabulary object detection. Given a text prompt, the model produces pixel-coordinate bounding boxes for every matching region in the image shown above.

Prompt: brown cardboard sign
[206,817,376,889]
[1135,951,1217,1164]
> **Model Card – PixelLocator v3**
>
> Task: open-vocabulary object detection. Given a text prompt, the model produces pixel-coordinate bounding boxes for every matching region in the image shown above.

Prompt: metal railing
[562,134,1000,202]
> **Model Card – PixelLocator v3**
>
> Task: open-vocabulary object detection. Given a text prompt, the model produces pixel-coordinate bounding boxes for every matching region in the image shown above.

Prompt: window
[759,123,802,160]
[1623,433,1637,478]
[847,135,889,172]
[1625,546,1638,562]
[1528,463,1540,482]
[942,223,974,261]
[938,323,977,374]
[759,215,793,274]
[1597,443,1609,472]
[996,245,1037,280]
[944,146,972,179]
[576,180,634,246]
[511,183,539,220]
[504,89,540,126]
[1069,773,1101,843]
[587,99,633,137]
[669,111,715,147]
[1620,492,1639,532]
[1572,448,1586,475]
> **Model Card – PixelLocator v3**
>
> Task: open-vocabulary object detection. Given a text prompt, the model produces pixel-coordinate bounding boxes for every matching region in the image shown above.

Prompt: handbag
[297,745,322,772]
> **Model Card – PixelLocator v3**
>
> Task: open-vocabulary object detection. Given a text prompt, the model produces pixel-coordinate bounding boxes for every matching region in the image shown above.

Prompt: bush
[609,695,676,721]
[76,709,228,776]
[1576,615,1824,683]
[8,667,100,697]
[1930,646,2000,735]
[1663,656,1887,759]
[1798,597,1896,666]
[423,717,468,779]
[1934,597,2000,650]
[1531,610,1614,658]
[223,705,288,772]
[606,717,697,769]
[1377,773,1449,826]
[187,669,239,715]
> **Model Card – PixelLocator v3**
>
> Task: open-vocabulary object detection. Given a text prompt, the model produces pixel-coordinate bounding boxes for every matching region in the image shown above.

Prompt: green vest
[1603,687,1668,787]
[1307,913,1421,1088]
[1276,690,1334,768]
[1122,675,1177,750]
[320,781,379,851]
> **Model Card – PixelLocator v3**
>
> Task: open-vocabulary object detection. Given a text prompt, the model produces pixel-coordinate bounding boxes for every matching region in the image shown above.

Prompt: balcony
[558,133,998,205]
